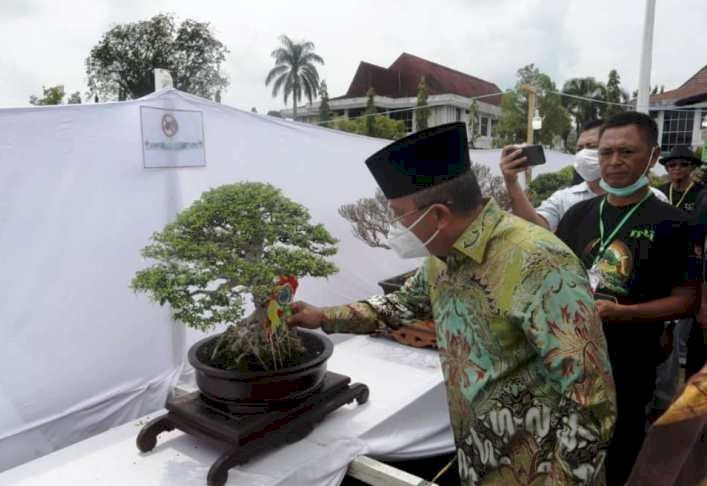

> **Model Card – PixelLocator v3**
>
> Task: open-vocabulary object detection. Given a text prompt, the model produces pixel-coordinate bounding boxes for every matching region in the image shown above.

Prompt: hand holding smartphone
[516,144,546,168]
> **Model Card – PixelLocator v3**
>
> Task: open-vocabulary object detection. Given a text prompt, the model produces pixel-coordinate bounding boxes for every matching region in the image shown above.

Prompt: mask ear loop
[641,146,657,179]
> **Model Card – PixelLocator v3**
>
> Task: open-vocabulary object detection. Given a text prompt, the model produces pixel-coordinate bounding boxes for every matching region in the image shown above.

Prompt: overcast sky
[1,0,705,112]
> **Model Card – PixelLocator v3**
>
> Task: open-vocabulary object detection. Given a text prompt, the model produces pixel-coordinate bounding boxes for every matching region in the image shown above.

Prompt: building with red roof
[650,65,707,153]
[282,53,503,147]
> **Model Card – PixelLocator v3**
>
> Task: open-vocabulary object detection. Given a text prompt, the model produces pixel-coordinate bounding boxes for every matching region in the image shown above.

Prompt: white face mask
[386,206,440,259]
[574,148,601,182]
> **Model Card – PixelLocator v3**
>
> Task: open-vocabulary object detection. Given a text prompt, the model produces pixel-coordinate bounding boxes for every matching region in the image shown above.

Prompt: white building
[650,64,707,153]
[282,53,503,148]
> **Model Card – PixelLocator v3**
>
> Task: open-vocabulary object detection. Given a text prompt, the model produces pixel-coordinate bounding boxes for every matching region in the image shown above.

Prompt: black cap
[660,146,701,166]
[365,122,471,199]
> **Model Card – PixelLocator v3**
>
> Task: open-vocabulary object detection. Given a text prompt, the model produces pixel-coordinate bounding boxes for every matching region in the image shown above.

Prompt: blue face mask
[599,147,656,197]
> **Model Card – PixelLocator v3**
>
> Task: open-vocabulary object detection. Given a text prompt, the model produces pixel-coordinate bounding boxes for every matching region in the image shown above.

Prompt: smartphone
[594,292,618,303]
[517,144,546,168]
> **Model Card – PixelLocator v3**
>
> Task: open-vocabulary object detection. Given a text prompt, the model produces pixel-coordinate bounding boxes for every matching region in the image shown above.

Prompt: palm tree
[561,77,606,131]
[265,35,324,120]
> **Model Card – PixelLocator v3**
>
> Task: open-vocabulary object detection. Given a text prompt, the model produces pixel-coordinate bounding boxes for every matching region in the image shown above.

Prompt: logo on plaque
[161,114,179,137]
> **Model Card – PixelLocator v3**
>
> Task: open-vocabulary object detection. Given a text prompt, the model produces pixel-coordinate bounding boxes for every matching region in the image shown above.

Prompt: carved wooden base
[136,372,369,486]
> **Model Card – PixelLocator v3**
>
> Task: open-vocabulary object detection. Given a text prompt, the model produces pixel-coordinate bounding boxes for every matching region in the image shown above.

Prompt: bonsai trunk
[206,300,305,372]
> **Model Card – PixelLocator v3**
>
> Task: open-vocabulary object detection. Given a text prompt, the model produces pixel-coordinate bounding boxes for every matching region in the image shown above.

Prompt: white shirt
[536,182,669,232]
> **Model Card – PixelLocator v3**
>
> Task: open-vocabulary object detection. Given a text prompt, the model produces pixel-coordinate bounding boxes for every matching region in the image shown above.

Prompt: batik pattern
[322,199,616,485]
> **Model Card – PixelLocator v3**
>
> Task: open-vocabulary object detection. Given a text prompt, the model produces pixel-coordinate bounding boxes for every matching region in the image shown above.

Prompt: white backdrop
[0,89,575,472]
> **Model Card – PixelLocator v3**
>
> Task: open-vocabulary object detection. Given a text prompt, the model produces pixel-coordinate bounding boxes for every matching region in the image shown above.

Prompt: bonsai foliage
[132,182,338,370]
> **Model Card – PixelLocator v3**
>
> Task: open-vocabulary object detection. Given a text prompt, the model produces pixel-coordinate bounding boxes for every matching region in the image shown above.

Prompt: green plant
[415,76,430,131]
[468,99,480,148]
[29,85,66,105]
[86,13,229,101]
[332,115,405,140]
[365,88,376,136]
[132,182,338,371]
[319,80,330,126]
[526,166,575,206]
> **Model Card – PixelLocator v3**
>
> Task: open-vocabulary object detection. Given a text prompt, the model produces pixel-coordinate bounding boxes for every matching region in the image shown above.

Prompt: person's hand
[500,145,527,186]
[595,299,625,320]
[287,301,326,329]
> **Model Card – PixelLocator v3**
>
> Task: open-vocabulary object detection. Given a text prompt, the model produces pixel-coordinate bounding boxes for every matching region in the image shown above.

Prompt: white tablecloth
[0,336,454,486]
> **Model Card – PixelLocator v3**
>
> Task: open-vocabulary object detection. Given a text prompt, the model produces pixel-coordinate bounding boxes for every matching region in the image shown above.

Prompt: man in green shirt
[289,123,616,485]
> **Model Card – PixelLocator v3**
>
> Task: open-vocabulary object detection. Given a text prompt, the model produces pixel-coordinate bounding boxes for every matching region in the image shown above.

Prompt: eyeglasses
[386,201,452,224]
[665,161,692,169]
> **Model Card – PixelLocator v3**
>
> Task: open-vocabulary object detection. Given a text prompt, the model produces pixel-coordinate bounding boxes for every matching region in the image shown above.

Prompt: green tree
[365,87,376,136]
[29,85,66,105]
[319,80,330,125]
[265,35,324,120]
[131,182,338,370]
[467,98,480,148]
[494,64,571,149]
[602,69,628,118]
[494,91,526,147]
[415,76,430,131]
[526,166,575,206]
[562,77,606,131]
[67,92,82,104]
[86,13,228,101]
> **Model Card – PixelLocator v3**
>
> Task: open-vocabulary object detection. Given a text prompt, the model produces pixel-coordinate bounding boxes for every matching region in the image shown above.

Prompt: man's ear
[432,204,453,229]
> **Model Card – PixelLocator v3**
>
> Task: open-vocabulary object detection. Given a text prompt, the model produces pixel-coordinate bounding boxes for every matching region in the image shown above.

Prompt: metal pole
[636,0,656,114]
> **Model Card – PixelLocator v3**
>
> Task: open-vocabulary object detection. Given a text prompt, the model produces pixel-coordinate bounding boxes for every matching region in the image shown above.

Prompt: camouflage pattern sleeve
[320,264,433,335]
[514,259,617,483]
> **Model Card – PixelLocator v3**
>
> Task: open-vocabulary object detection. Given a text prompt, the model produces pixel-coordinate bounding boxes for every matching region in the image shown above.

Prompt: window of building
[661,109,694,152]
[456,108,462,121]
[348,108,364,119]
[491,119,498,137]
[390,109,413,133]
[480,117,489,137]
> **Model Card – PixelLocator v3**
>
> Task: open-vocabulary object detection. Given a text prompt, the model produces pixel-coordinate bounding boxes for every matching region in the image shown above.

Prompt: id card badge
[588,264,602,293]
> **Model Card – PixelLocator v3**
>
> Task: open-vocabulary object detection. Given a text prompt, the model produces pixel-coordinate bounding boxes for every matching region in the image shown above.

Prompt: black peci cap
[365,122,471,199]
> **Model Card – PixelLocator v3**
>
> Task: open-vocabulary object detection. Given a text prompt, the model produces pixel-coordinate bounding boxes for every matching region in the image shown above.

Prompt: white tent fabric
[0,90,408,471]
[0,335,452,486]
[0,89,575,472]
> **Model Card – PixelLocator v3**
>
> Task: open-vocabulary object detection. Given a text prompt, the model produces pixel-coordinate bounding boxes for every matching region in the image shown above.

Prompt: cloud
[1,0,706,111]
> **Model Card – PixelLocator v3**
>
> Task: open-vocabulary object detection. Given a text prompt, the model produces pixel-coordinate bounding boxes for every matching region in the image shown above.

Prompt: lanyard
[593,191,652,267]
[669,182,694,208]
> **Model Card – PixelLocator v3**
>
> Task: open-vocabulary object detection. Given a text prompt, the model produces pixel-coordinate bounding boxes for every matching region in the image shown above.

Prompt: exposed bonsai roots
[206,308,306,371]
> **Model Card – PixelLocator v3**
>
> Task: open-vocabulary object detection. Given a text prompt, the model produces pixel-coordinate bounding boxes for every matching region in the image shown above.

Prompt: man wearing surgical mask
[500,119,667,232]
[289,123,616,485]
[555,112,701,485]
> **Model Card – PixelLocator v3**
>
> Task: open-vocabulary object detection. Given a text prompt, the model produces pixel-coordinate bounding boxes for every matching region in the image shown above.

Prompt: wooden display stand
[137,372,369,486]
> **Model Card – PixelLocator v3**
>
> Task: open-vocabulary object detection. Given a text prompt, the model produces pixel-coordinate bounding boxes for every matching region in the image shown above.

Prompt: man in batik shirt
[290,123,616,485]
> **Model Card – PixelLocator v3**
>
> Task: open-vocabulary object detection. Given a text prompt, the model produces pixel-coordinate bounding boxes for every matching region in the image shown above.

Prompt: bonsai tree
[132,182,338,371]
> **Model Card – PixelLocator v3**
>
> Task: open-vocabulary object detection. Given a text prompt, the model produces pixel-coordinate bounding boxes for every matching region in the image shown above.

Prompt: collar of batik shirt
[451,198,504,264]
